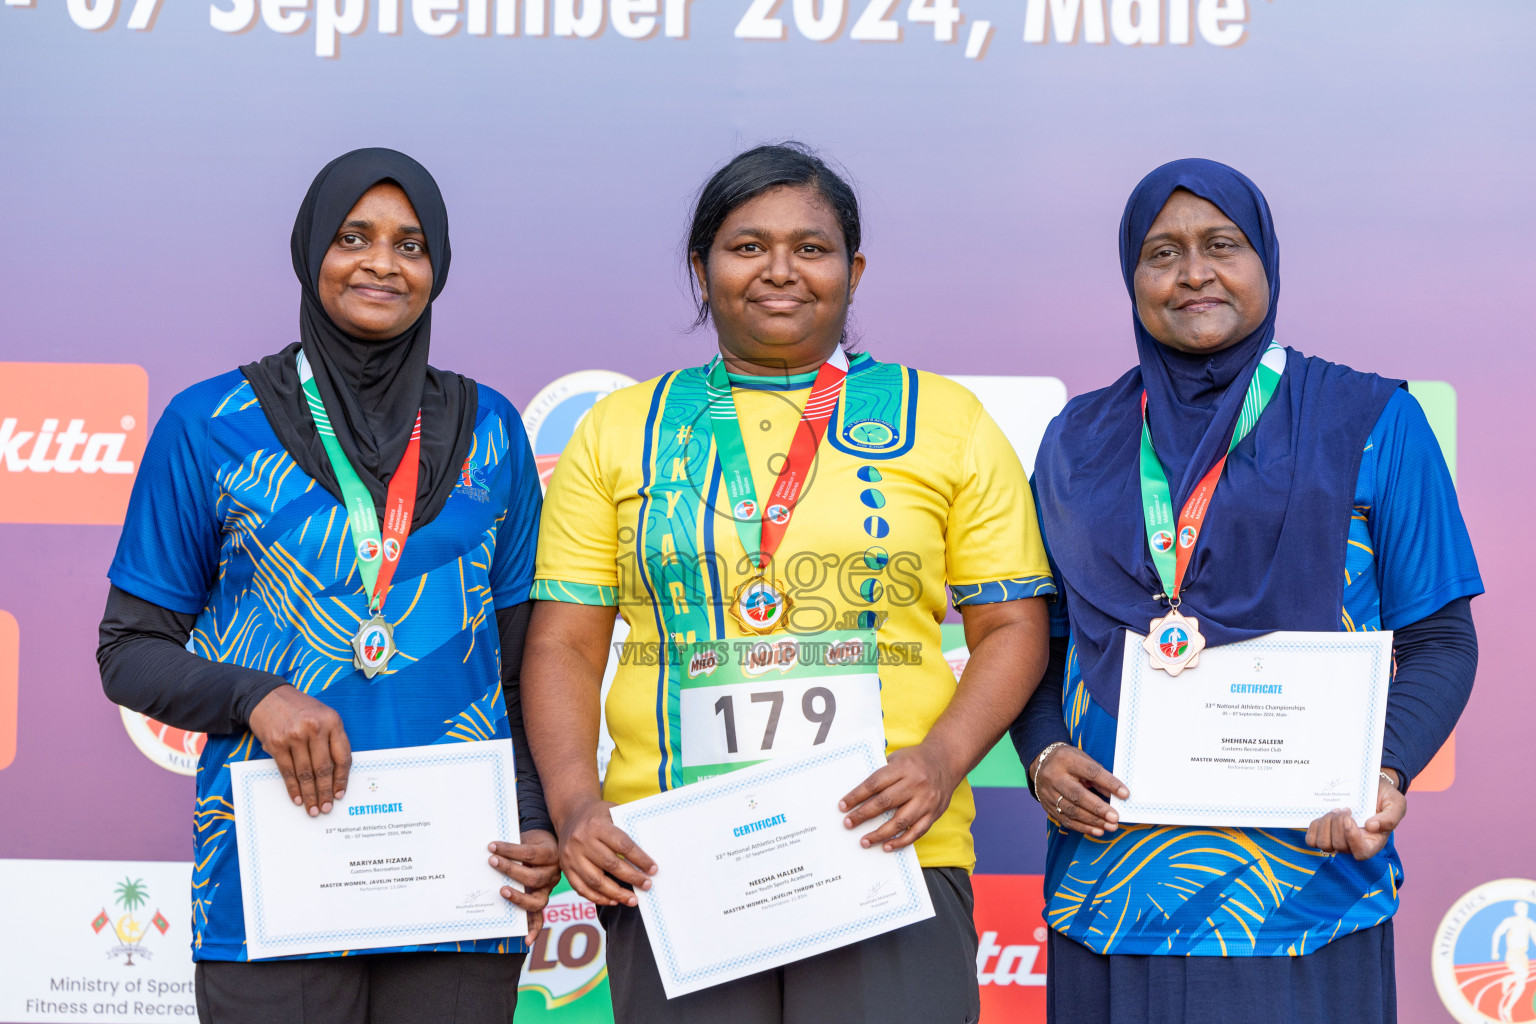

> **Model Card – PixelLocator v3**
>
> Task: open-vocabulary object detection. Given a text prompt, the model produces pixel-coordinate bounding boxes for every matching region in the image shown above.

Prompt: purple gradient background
[2,2,1532,1019]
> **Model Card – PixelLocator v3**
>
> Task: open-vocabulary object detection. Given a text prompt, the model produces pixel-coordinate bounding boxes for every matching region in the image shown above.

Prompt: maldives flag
[91,910,109,933]
[152,911,170,935]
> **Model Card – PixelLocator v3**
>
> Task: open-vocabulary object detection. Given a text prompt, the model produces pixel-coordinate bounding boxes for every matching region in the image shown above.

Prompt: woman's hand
[248,684,351,817]
[557,798,657,908]
[1034,746,1128,837]
[839,598,1046,853]
[488,830,562,943]
[1305,772,1405,860]
[838,742,957,852]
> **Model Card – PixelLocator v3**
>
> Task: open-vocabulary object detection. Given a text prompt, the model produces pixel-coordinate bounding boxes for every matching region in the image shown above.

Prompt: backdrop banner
[2,4,1531,1023]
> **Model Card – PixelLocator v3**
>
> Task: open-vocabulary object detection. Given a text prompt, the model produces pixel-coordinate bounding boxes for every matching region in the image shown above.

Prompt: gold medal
[352,615,396,679]
[729,576,792,634]
[1142,606,1206,676]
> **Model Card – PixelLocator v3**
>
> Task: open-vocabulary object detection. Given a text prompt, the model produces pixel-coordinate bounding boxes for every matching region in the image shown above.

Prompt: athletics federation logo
[733,499,757,521]
[1150,530,1174,553]
[1158,625,1190,659]
[740,585,780,625]
[1142,610,1205,675]
[1178,526,1198,549]
[730,579,790,634]
[382,538,401,562]
[361,626,390,665]
[357,537,381,562]
[765,504,791,526]
[522,370,638,493]
[1434,878,1536,1024]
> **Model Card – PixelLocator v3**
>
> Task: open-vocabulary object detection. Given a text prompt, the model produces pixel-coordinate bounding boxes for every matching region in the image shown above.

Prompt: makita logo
[0,418,135,474]
[0,363,147,525]
[973,875,1049,1018]
[977,929,1046,987]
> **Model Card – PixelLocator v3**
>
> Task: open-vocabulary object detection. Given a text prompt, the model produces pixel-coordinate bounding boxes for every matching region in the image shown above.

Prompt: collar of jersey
[725,351,874,391]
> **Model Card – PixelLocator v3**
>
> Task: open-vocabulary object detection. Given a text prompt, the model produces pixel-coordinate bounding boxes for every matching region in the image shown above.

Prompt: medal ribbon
[705,347,850,573]
[297,351,421,615]
[1139,343,1286,604]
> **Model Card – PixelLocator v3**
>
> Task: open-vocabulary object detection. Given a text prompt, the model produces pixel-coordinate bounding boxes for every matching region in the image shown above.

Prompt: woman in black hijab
[244,147,477,526]
[99,149,557,1024]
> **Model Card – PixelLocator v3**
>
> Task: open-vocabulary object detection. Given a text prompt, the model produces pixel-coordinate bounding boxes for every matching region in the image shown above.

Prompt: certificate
[230,739,524,960]
[1111,630,1392,829]
[610,732,935,998]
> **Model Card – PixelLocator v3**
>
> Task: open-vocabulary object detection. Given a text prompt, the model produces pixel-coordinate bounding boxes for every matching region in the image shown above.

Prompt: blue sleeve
[1370,389,1484,630]
[1009,636,1071,791]
[1030,476,1071,639]
[107,387,222,616]
[487,391,541,608]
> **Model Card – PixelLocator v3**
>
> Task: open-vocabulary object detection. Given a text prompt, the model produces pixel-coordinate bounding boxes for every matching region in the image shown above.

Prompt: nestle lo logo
[0,363,147,525]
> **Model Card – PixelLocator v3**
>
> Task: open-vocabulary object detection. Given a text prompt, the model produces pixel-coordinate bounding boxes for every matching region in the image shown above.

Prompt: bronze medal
[1142,607,1206,677]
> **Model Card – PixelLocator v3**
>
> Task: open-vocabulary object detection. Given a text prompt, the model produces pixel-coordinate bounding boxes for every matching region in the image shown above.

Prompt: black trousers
[195,952,527,1024]
[599,867,981,1024]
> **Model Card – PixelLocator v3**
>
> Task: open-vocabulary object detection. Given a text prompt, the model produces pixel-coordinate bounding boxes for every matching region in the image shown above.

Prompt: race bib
[677,630,885,785]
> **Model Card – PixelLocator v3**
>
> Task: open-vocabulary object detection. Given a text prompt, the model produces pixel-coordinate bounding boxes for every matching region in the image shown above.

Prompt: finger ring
[1055,794,1066,814]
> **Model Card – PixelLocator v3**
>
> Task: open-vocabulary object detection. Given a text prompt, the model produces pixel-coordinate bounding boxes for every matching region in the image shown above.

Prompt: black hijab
[243,148,477,529]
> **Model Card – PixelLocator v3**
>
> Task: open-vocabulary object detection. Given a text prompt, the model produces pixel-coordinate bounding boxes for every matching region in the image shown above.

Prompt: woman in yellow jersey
[522,143,1054,1023]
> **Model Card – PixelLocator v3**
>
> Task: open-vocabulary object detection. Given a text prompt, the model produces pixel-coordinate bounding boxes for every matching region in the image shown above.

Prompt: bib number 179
[714,686,839,755]
[677,633,885,786]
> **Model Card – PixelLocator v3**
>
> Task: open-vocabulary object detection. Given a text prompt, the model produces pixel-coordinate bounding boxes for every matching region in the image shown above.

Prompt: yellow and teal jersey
[534,352,1055,871]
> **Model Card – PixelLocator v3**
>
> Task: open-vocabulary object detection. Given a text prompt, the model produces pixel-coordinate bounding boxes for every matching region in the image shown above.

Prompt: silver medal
[352,615,396,678]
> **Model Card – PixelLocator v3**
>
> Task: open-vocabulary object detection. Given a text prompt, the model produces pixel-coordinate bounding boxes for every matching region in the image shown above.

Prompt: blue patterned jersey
[109,371,541,962]
[1044,389,1482,957]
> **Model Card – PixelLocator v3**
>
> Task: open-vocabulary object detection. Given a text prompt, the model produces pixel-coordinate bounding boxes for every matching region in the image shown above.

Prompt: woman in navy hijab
[1011,159,1483,1022]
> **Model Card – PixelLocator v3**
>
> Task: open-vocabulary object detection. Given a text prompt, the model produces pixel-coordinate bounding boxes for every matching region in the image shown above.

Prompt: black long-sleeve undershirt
[97,585,552,835]
[1009,596,1478,797]
[492,601,553,837]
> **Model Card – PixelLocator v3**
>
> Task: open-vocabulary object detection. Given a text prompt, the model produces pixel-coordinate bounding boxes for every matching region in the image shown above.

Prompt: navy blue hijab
[1034,159,1402,715]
